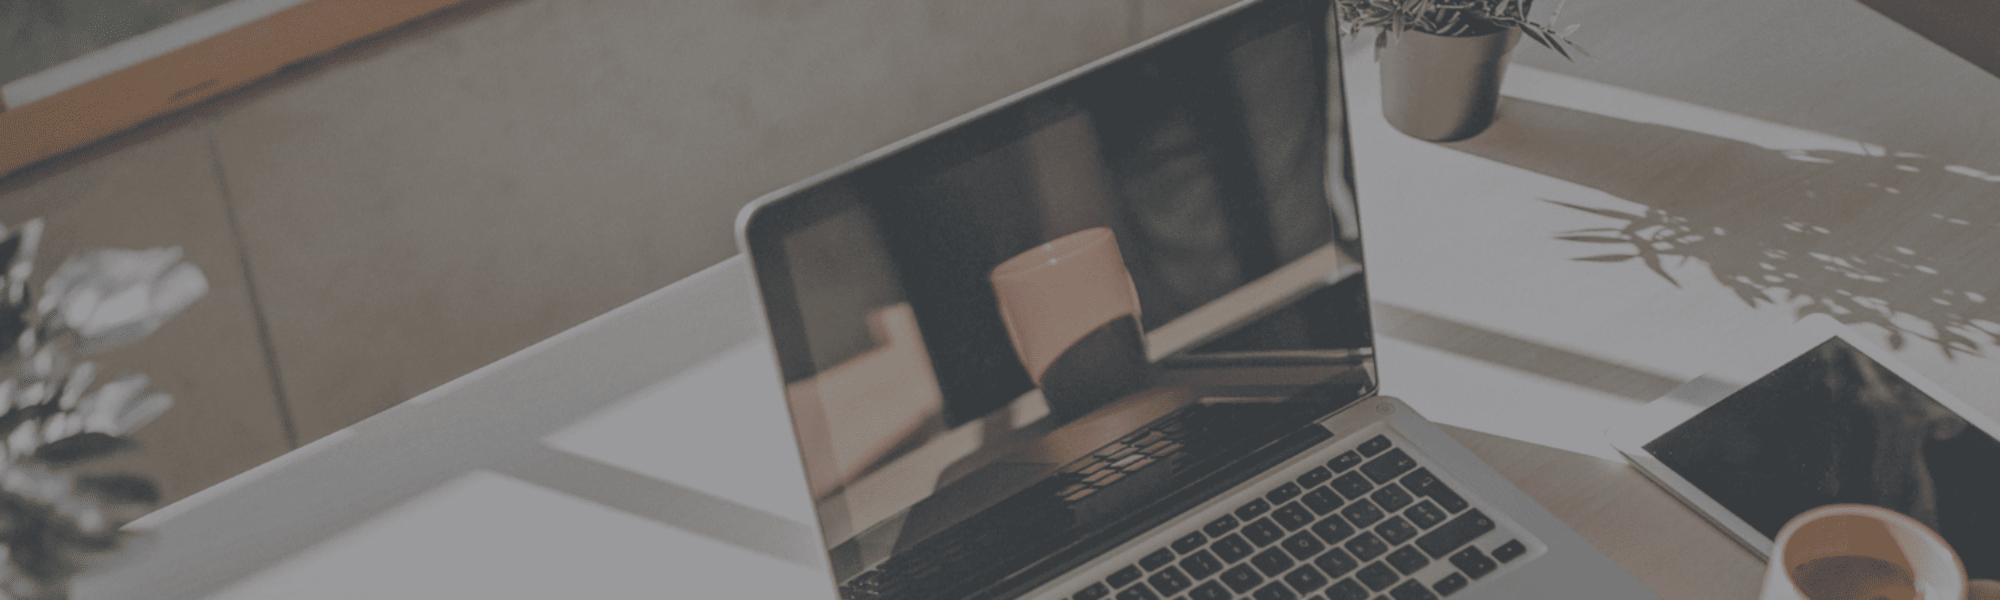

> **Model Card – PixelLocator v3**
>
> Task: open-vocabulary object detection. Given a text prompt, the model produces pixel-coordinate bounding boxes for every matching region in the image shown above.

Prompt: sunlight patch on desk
[1375,336,1642,463]
[204,470,834,600]
[1502,66,1884,157]
[494,444,821,567]
[1371,302,1682,404]
[545,340,816,525]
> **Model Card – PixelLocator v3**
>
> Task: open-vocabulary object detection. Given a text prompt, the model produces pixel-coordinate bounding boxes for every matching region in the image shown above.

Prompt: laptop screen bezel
[734,0,1367,576]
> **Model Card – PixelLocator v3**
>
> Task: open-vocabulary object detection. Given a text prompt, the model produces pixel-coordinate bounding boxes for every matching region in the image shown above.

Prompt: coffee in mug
[1761,504,1967,600]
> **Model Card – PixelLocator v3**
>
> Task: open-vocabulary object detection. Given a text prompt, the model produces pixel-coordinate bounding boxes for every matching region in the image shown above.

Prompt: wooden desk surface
[71,0,1999,597]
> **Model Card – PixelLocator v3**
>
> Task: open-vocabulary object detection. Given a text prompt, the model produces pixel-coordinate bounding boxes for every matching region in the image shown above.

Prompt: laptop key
[1325,578,1370,600]
[1370,483,1414,512]
[1252,580,1299,600]
[1403,500,1446,530]
[1358,435,1393,456]
[1390,579,1440,600]
[1205,514,1241,537]
[1386,546,1430,575]
[1284,563,1331,593]
[1432,572,1469,597]
[1448,547,1498,579]
[1220,564,1265,593]
[1250,547,1295,577]
[1114,582,1160,600]
[1399,469,1468,513]
[1311,514,1357,545]
[1428,486,1469,514]
[1301,487,1345,515]
[1172,531,1208,554]
[1399,469,1441,495]
[1108,565,1144,588]
[1148,566,1193,596]
[1327,450,1364,472]
[1072,582,1110,600]
[1188,581,1232,600]
[1212,534,1256,563]
[1313,547,1360,578]
[1180,549,1225,580]
[1355,562,1400,591]
[1281,531,1326,560]
[1416,510,1495,559]
[1340,498,1386,527]
[1360,449,1417,484]
[1297,466,1334,488]
[1376,516,1419,546]
[1491,539,1527,563]
[1273,503,1317,530]
[1140,548,1176,571]
[1243,518,1287,546]
[1344,531,1390,561]
[1266,482,1303,505]
[1236,498,1272,520]
[1330,472,1374,500]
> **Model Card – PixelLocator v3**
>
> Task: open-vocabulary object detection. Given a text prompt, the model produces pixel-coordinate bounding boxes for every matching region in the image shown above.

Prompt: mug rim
[1772,503,1967,600]
[990,227,1117,279]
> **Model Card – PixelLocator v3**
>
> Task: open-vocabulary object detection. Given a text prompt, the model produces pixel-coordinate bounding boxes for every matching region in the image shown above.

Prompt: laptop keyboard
[837,401,1333,600]
[1064,433,1534,600]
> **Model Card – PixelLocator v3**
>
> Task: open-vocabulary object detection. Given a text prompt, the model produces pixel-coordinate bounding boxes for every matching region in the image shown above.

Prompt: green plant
[1336,0,1584,59]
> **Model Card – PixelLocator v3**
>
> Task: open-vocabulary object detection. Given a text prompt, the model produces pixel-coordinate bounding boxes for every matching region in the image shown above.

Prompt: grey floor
[0,0,1245,506]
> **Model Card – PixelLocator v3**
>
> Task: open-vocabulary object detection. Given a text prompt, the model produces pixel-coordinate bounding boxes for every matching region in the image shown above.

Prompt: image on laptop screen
[741,0,1367,560]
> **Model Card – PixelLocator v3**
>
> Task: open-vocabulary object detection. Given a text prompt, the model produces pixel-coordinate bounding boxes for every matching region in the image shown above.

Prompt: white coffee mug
[989,227,1142,384]
[1761,504,1965,600]
[990,227,1148,418]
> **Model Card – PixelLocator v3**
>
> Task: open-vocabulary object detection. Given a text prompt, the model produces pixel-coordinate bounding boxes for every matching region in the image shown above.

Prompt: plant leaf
[0,234,19,272]
[1519,26,1558,51]
[75,474,160,506]
[1532,25,1574,60]
[30,432,135,467]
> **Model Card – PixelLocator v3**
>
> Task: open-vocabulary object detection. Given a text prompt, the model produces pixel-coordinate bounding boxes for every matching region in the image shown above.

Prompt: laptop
[735,1,1658,598]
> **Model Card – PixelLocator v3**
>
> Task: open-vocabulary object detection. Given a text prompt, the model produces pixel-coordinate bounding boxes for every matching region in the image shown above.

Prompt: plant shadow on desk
[1451,98,2000,357]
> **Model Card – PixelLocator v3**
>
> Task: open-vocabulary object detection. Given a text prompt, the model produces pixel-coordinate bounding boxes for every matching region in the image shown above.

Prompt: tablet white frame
[1605,313,2000,560]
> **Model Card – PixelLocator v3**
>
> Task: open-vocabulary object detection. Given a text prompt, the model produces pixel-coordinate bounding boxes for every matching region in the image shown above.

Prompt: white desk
[75,0,2000,597]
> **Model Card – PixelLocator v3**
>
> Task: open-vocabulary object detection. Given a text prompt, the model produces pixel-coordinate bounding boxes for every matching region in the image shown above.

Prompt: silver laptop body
[735,1,1656,598]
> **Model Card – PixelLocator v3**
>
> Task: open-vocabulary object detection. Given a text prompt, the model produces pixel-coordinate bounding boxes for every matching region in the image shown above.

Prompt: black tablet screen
[1644,336,2000,579]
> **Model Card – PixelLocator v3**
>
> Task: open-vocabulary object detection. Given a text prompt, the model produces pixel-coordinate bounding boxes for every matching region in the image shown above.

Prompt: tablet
[1609,314,2000,580]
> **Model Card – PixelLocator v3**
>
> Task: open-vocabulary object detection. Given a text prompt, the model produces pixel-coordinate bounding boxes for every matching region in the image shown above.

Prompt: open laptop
[735,1,1657,598]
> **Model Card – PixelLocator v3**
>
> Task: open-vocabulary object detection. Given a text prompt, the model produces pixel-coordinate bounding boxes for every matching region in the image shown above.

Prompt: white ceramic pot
[1377,28,1522,142]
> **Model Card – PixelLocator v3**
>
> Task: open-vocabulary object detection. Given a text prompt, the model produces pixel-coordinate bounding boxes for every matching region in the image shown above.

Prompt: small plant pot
[1378,28,1522,142]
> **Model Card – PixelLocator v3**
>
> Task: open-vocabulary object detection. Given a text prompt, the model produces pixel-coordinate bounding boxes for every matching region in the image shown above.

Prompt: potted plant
[1337,0,1582,141]
[0,219,206,600]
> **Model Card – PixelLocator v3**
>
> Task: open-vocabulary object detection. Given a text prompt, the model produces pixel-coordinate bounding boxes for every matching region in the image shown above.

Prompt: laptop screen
[739,0,1368,564]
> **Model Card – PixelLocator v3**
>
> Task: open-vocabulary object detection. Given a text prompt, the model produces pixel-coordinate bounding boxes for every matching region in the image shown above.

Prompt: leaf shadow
[1449,98,2000,358]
